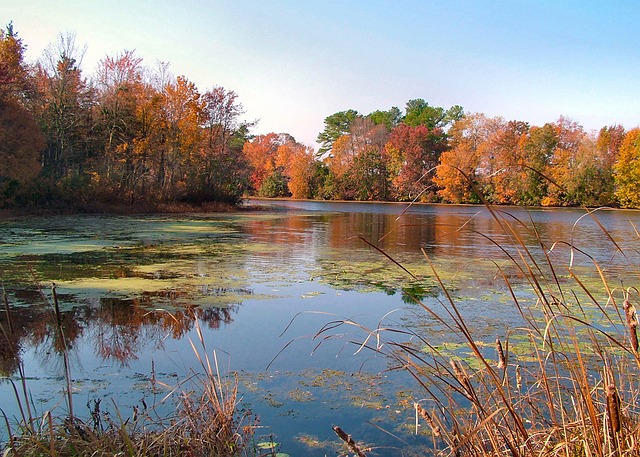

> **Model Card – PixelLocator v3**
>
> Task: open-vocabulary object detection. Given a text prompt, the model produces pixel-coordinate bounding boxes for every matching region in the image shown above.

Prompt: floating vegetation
[288,387,314,402]
[296,433,325,448]
[3,205,640,455]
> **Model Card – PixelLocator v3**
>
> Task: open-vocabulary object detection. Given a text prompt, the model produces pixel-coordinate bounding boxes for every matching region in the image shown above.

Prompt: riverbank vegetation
[2,24,640,211]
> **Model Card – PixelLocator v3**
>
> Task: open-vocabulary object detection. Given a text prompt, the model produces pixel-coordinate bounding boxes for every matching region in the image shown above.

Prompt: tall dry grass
[317,203,640,456]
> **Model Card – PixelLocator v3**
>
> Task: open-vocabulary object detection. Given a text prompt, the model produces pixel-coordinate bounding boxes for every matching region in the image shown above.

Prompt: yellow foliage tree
[614,128,640,208]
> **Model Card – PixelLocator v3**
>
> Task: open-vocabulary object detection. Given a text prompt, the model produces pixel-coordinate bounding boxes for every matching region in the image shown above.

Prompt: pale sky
[3,1,640,149]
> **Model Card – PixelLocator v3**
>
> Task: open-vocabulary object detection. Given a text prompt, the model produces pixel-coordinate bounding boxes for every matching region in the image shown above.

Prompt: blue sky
[3,1,639,148]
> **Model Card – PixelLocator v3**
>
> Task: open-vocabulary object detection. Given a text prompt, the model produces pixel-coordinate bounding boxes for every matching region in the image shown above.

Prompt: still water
[1,200,639,455]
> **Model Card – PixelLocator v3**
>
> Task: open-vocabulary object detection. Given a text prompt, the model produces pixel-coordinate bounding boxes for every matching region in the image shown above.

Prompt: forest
[2,24,640,210]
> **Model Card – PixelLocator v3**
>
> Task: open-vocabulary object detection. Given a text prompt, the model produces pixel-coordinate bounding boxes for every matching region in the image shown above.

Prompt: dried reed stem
[52,285,74,421]
[46,410,56,457]
[333,425,367,457]
[3,286,13,335]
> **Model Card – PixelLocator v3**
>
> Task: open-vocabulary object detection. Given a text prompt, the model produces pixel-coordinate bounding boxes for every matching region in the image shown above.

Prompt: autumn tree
[485,120,529,204]
[614,128,640,208]
[159,75,203,199]
[542,118,612,206]
[275,139,316,199]
[197,86,251,203]
[126,73,164,199]
[286,147,316,199]
[385,123,448,201]
[323,117,390,200]
[596,124,625,185]
[569,134,615,206]
[541,117,586,206]
[35,32,94,183]
[93,50,146,199]
[434,113,493,203]
[587,124,625,205]
[0,23,44,205]
[515,123,558,206]
[0,98,45,205]
[245,134,312,198]
[0,22,34,103]
[243,132,283,194]
[242,133,315,198]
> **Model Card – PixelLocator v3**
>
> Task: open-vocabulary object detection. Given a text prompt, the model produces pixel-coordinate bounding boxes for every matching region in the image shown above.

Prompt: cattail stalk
[450,359,475,401]
[606,383,621,434]
[46,410,55,456]
[333,425,367,457]
[415,402,441,437]
[623,299,638,352]
[496,338,506,369]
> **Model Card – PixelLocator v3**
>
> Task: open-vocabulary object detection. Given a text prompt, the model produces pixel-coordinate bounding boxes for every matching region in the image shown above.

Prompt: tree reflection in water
[0,288,239,374]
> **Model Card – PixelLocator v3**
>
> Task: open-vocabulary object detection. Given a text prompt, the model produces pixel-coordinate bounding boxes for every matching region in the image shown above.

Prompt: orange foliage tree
[484,120,530,204]
[433,114,492,203]
[243,132,282,193]
[159,75,204,198]
[276,141,316,199]
[0,23,44,205]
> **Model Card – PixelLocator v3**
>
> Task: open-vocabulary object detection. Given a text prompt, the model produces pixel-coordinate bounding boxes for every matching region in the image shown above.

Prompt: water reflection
[2,203,638,377]
[248,201,640,265]
[2,202,640,455]
[1,291,239,375]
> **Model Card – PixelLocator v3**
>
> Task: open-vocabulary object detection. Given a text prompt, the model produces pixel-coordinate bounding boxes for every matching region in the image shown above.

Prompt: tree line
[1,25,251,208]
[2,24,640,210]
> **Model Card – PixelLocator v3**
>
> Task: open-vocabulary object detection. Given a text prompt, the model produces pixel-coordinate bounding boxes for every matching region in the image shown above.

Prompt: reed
[2,285,13,335]
[51,285,74,421]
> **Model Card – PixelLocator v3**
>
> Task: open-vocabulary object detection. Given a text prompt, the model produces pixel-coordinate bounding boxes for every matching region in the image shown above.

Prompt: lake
[1,200,639,455]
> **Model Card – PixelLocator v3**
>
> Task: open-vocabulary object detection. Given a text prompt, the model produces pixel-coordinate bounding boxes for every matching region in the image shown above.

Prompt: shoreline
[1,197,633,221]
